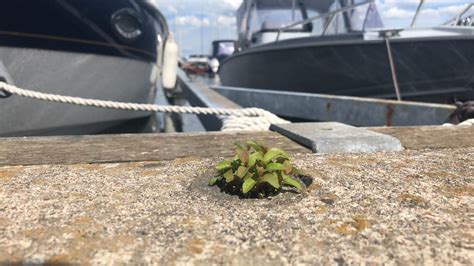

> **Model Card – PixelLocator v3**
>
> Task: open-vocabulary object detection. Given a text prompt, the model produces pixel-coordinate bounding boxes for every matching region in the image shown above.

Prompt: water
[157,74,221,133]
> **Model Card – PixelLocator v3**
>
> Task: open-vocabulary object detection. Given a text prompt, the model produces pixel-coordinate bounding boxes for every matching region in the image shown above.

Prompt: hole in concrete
[296,174,313,187]
[188,171,313,205]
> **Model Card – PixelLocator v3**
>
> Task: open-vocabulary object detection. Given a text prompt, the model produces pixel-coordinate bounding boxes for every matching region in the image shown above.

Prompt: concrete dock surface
[0,126,473,264]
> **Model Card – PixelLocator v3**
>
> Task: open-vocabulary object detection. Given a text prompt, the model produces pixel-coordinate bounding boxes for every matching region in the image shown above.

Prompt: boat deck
[1,126,473,264]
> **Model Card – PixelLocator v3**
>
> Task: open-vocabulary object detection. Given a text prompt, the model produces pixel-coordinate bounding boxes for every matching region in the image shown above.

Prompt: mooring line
[0,81,290,132]
[385,37,402,101]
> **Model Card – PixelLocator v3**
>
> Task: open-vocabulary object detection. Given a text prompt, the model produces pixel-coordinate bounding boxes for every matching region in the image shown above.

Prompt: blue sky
[155,0,473,56]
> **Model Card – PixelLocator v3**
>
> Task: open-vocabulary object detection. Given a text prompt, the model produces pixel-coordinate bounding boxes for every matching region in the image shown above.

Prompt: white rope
[442,119,474,127]
[0,81,290,131]
[385,37,402,101]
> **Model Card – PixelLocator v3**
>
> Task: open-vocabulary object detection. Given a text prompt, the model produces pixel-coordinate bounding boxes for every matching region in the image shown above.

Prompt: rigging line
[385,37,402,101]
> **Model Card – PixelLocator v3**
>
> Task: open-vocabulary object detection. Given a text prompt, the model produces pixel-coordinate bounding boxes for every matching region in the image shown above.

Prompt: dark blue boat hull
[0,0,168,136]
[219,35,474,103]
[0,0,163,62]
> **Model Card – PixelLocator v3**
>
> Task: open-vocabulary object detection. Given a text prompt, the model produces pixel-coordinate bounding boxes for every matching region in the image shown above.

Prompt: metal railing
[275,0,375,41]
[410,0,474,27]
[442,2,474,26]
[410,0,425,28]
[274,0,474,42]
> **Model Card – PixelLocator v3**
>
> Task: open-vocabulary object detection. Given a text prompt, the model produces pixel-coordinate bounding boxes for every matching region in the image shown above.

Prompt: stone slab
[0,131,310,167]
[271,122,403,154]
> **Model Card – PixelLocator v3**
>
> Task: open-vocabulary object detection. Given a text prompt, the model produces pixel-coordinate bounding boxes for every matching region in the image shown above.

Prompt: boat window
[217,42,235,56]
[248,6,305,33]
[321,0,383,35]
[305,9,325,35]
[351,0,383,30]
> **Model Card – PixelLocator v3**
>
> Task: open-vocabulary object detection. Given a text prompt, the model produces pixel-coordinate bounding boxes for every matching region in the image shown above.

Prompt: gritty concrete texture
[271,122,403,154]
[0,148,472,265]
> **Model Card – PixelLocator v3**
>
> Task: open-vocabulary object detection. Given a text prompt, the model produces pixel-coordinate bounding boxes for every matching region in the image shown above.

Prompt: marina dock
[1,125,473,264]
[1,57,473,264]
[1,0,474,264]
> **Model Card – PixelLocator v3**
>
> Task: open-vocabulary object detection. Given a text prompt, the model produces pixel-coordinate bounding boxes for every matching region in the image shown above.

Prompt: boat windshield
[248,7,305,34]
[317,0,383,35]
[237,0,384,45]
[213,41,235,58]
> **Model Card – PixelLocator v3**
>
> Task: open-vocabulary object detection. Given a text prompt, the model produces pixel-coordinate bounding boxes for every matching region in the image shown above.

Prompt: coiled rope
[0,81,289,131]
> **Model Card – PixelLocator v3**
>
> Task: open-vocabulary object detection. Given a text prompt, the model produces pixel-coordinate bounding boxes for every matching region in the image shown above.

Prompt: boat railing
[442,2,474,26]
[275,0,375,41]
[410,0,425,28]
[412,0,474,27]
[275,0,474,42]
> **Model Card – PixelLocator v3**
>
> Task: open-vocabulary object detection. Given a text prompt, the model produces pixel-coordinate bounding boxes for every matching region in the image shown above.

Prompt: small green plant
[209,141,303,198]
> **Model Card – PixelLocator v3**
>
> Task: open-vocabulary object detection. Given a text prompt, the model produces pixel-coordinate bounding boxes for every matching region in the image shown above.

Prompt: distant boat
[211,40,237,63]
[0,0,170,136]
[181,54,211,75]
[219,0,474,103]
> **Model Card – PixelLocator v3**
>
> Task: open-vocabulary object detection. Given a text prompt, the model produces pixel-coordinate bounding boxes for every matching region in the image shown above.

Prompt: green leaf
[239,147,249,165]
[233,154,240,162]
[291,166,303,176]
[256,166,265,177]
[248,152,263,167]
[246,141,262,151]
[262,173,280,189]
[282,175,302,189]
[209,176,219,186]
[242,178,257,194]
[283,160,293,174]
[266,163,285,171]
[263,148,288,163]
[224,169,234,183]
[216,160,231,171]
[236,166,248,178]
[244,172,254,180]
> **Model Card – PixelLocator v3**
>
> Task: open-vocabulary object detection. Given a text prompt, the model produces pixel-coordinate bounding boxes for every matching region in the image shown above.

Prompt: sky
[155,0,473,56]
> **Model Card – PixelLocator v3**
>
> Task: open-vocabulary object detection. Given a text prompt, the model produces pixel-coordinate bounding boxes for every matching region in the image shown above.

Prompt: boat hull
[219,35,474,103]
[0,47,158,136]
[0,0,166,136]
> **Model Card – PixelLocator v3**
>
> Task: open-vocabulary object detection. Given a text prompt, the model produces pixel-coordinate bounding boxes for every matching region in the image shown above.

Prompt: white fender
[459,118,474,126]
[162,34,179,90]
[209,58,220,74]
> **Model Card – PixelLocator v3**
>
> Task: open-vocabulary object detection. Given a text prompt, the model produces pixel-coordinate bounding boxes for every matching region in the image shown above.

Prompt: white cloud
[175,16,210,27]
[163,5,178,14]
[384,7,414,19]
[221,0,242,9]
[217,15,235,27]
[437,4,470,16]
[377,0,472,27]
[381,1,468,18]
[156,0,242,17]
